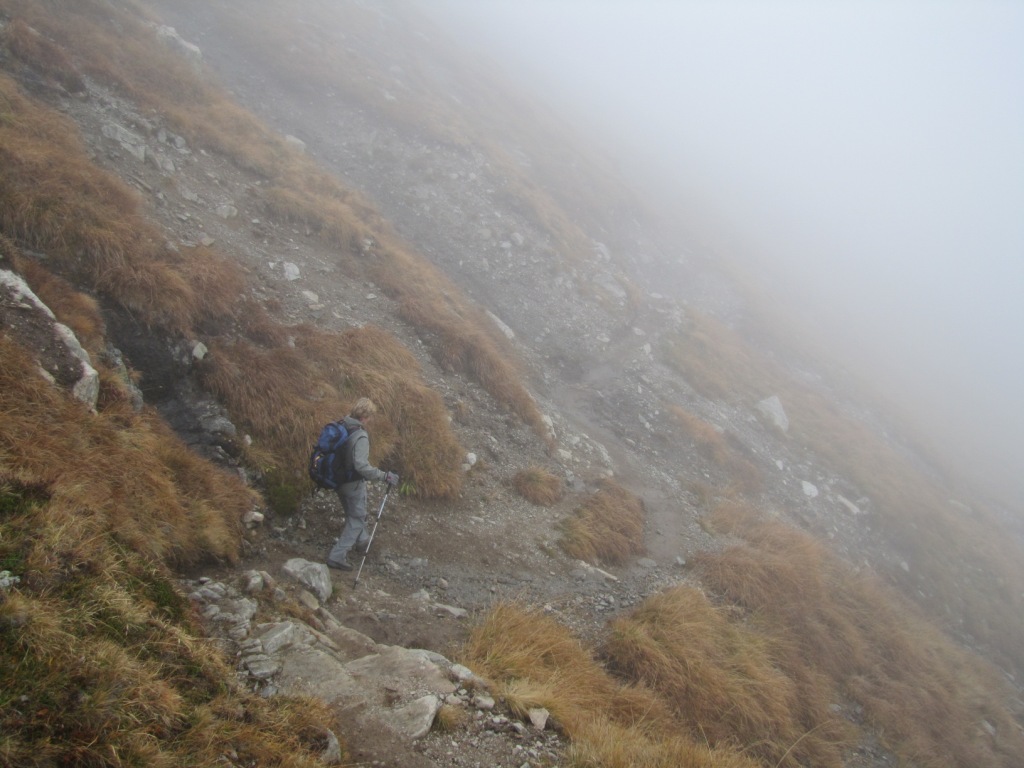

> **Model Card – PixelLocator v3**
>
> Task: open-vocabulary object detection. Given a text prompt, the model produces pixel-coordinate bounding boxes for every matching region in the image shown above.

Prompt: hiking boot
[326,557,353,571]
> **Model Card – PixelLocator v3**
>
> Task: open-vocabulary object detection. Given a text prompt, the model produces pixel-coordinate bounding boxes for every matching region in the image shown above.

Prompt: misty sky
[424,0,1024,504]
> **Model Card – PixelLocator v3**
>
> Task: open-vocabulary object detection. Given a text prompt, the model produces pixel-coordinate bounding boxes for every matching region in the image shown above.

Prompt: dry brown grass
[665,310,1024,682]
[433,703,469,733]
[696,502,1024,768]
[0,336,250,568]
[0,75,185,327]
[0,17,85,93]
[560,480,645,565]
[605,586,847,768]
[219,0,632,283]
[0,333,340,766]
[512,467,564,506]
[667,405,730,463]
[0,10,469,498]
[197,324,464,499]
[461,602,764,768]
[366,231,551,442]
[666,405,763,495]
[0,0,551,441]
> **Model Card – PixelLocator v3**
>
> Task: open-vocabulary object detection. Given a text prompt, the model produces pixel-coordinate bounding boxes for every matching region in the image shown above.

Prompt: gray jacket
[341,415,386,485]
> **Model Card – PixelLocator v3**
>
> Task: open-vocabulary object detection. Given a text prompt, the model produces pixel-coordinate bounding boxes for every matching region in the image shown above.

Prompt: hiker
[325,397,399,571]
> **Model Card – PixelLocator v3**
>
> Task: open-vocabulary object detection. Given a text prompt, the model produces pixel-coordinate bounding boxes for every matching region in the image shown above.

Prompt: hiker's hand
[385,471,399,487]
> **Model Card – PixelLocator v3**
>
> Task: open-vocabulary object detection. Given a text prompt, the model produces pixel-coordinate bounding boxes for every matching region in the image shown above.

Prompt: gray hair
[350,397,378,421]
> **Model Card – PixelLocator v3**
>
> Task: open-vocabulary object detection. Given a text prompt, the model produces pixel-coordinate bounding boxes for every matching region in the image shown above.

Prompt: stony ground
[19,3,932,765]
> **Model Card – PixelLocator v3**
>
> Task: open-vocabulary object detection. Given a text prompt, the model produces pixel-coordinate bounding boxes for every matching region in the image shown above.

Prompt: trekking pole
[353,487,391,588]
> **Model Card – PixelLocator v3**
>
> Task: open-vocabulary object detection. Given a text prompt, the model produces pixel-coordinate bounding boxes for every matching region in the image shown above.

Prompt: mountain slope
[1,1,1022,766]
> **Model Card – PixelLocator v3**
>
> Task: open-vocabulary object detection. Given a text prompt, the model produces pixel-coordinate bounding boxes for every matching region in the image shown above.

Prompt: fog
[423,0,1024,507]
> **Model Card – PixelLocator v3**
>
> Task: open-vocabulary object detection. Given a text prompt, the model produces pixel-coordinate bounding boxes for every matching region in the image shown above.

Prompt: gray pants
[327,480,370,564]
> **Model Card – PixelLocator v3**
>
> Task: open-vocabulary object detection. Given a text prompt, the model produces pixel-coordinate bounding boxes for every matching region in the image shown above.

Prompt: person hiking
[325,397,399,571]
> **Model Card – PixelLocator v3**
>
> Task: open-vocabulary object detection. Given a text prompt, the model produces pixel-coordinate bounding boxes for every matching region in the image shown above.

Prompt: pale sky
[424,0,1024,506]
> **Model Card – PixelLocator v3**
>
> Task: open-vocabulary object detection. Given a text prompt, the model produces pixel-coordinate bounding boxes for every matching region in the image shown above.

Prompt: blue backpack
[308,421,361,489]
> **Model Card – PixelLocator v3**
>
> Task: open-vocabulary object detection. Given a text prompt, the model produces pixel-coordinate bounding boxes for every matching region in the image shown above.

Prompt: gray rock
[282,558,332,602]
[387,694,441,740]
[345,647,456,695]
[757,395,789,433]
[242,571,265,594]
[296,590,320,611]
[100,123,147,161]
[432,602,468,619]
[243,655,281,680]
[255,622,301,655]
[320,729,343,764]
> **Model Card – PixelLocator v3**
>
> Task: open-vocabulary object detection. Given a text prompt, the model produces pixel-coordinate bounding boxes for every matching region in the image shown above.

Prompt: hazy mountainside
[147,0,1024,654]
[1,1,1023,767]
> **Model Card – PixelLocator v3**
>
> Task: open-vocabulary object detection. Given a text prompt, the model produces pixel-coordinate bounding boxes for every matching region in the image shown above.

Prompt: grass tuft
[666,404,762,495]
[605,586,847,767]
[560,480,645,565]
[512,467,564,506]
[695,503,1024,768]
[198,324,464,499]
[461,602,761,768]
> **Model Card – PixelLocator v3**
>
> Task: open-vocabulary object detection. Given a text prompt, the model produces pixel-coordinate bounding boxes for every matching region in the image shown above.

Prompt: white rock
[485,310,516,340]
[528,707,550,730]
[283,262,301,281]
[757,395,790,433]
[836,495,864,516]
[0,571,21,590]
[154,25,202,63]
[802,481,819,498]
[449,663,475,683]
